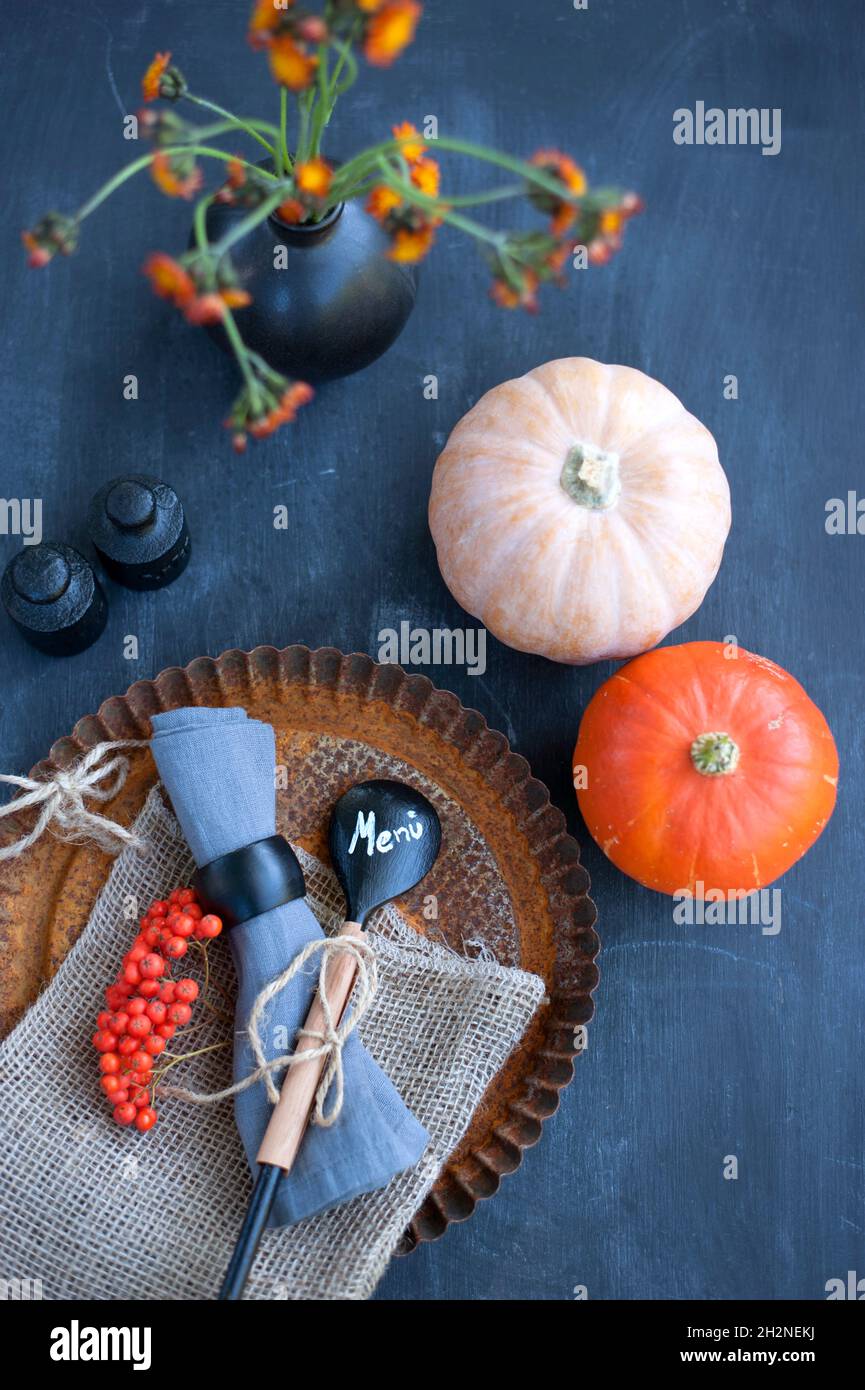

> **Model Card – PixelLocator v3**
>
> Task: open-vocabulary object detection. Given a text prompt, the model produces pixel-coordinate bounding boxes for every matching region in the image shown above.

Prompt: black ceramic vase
[202,197,418,382]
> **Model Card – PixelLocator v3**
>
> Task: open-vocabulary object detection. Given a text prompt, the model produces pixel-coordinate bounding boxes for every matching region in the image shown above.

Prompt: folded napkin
[150,707,428,1226]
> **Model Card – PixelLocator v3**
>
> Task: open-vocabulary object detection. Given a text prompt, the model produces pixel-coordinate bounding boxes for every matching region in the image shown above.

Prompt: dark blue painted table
[1,0,861,1300]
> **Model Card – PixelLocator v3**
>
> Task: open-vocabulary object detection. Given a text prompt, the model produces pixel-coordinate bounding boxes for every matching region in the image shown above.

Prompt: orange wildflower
[22,232,51,268]
[587,240,613,266]
[587,194,644,265]
[248,382,314,439]
[183,293,228,326]
[529,149,587,235]
[145,259,252,325]
[21,214,78,267]
[392,120,426,162]
[410,156,440,198]
[226,159,247,190]
[142,52,171,102]
[220,288,252,310]
[599,209,624,236]
[363,1,422,67]
[545,240,571,275]
[489,280,518,309]
[356,0,386,11]
[151,151,203,200]
[490,269,539,313]
[285,382,314,413]
[531,149,587,198]
[366,185,402,221]
[183,288,250,325]
[295,158,333,198]
[143,253,196,308]
[388,224,435,263]
[249,0,286,42]
[276,197,306,224]
[269,34,318,89]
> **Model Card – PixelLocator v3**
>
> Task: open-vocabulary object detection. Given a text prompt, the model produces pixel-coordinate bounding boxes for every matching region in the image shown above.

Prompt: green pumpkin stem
[690,731,740,776]
[560,441,621,510]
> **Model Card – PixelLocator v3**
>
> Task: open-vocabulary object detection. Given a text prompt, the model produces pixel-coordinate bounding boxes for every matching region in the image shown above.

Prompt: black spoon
[219,779,441,1300]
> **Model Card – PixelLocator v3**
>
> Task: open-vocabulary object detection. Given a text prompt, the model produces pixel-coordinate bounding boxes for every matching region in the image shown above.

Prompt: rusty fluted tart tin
[0,645,599,1248]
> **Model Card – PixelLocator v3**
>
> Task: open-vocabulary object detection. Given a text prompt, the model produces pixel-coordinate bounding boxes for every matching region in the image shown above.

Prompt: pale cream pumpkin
[428,357,731,664]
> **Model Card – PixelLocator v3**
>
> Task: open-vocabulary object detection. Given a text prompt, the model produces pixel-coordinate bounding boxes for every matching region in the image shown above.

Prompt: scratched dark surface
[1,0,862,1301]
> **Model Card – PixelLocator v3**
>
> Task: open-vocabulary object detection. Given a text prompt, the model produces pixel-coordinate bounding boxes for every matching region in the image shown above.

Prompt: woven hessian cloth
[0,788,544,1300]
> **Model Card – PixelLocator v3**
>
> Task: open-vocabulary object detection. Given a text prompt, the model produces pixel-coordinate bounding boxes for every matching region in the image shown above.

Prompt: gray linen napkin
[149,707,428,1226]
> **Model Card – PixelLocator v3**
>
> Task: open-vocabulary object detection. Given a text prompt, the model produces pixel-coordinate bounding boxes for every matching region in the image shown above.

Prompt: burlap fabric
[0,788,544,1300]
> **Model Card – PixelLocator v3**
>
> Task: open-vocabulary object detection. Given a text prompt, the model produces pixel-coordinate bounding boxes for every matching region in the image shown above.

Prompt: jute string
[0,741,148,861]
[161,934,378,1127]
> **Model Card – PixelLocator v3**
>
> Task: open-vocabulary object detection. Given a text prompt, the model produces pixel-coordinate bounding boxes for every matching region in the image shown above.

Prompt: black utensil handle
[218,1162,283,1301]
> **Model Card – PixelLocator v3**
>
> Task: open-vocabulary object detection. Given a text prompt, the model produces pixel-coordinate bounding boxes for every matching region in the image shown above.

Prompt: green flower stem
[190,194,263,415]
[246,348,287,386]
[74,144,277,224]
[440,209,507,245]
[278,88,291,175]
[296,91,312,165]
[437,183,525,208]
[210,186,289,258]
[331,39,358,96]
[330,144,423,201]
[325,38,357,110]
[307,35,359,159]
[329,147,392,199]
[189,186,268,419]
[580,189,625,213]
[435,136,583,197]
[75,153,156,220]
[187,145,279,175]
[334,135,596,207]
[192,192,213,256]
[222,305,263,414]
[159,117,266,147]
[307,44,330,161]
[184,92,278,155]
[374,163,506,249]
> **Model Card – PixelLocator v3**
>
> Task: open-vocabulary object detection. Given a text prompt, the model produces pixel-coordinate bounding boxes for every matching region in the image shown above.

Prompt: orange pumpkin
[429,358,731,664]
[573,642,838,896]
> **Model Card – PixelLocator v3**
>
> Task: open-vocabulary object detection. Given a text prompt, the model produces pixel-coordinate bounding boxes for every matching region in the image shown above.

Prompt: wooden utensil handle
[256,921,363,1171]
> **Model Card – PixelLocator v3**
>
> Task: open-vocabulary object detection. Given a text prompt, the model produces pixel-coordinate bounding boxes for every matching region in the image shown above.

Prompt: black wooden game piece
[87,475,190,590]
[1,542,108,656]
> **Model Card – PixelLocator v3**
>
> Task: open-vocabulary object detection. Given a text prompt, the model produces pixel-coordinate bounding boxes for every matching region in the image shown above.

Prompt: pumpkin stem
[560,441,621,510]
[690,731,740,776]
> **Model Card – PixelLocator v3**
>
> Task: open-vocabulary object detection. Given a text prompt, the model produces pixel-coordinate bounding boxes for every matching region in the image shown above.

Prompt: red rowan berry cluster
[92,886,222,1131]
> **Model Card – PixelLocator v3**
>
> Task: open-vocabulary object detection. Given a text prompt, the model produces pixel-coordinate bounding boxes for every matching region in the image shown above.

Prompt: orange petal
[142,52,171,102]
[364,2,422,67]
[269,35,318,90]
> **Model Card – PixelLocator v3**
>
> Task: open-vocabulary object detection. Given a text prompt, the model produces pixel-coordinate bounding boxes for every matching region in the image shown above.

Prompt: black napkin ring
[192,835,306,929]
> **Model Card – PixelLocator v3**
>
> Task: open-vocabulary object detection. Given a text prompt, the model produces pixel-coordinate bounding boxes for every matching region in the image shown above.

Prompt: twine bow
[0,740,149,863]
[162,933,378,1127]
